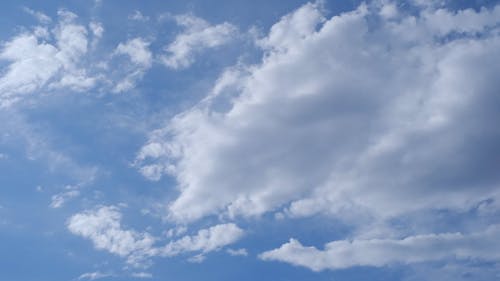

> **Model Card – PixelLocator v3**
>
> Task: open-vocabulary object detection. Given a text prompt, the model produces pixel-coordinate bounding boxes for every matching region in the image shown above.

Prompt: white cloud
[379,2,398,19]
[161,14,237,69]
[113,38,152,93]
[138,164,165,181]
[257,1,325,51]
[131,272,153,279]
[259,225,500,271]
[68,206,244,266]
[226,248,248,257]
[32,26,50,39]
[404,263,500,281]
[0,9,98,107]
[114,38,152,68]
[418,5,500,36]
[89,21,104,49]
[411,0,445,9]
[161,223,244,256]
[54,10,88,67]
[129,11,149,22]
[134,141,176,181]
[50,187,80,208]
[187,254,206,263]
[23,7,52,24]
[136,1,500,225]
[165,225,187,238]
[0,8,157,105]
[0,33,60,107]
[57,9,78,22]
[67,206,157,267]
[78,271,113,280]
[89,22,104,38]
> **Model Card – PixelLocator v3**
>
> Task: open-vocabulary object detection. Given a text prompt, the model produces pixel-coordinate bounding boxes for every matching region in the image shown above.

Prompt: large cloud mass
[1,0,499,277]
[136,2,500,224]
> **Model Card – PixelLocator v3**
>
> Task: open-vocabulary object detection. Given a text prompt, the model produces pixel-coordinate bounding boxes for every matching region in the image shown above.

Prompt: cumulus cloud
[135,142,176,181]
[114,38,152,68]
[0,8,158,105]
[0,9,98,106]
[0,33,59,107]
[259,225,500,271]
[67,206,156,267]
[136,1,500,226]
[160,14,237,69]
[257,2,325,50]
[68,206,244,266]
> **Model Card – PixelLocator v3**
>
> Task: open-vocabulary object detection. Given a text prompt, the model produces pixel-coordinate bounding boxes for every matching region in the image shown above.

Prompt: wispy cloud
[160,14,237,69]
[78,271,114,280]
[23,7,52,24]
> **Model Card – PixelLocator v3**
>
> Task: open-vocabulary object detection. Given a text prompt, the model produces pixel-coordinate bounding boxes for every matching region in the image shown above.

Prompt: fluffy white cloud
[0,9,97,106]
[114,38,152,68]
[135,142,176,181]
[161,14,237,69]
[53,10,88,68]
[0,33,60,106]
[260,225,500,271]
[420,5,500,35]
[258,2,325,50]
[67,206,156,267]
[68,206,244,266]
[136,1,500,225]
[161,223,244,256]
[0,8,158,105]
[112,38,153,93]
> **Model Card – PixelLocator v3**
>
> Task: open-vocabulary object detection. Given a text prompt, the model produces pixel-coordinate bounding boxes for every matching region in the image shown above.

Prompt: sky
[0,0,500,280]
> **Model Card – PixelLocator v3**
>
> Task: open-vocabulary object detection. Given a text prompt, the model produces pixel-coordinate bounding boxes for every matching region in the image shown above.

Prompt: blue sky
[1,0,500,280]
